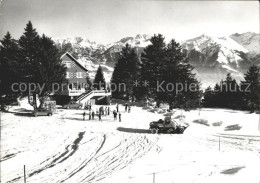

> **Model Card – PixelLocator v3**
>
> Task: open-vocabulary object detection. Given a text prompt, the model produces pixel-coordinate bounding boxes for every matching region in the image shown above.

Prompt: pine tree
[163,39,201,110]
[17,21,67,108]
[242,65,260,112]
[111,44,140,99]
[202,86,215,107]
[93,65,106,90]
[18,21,41,107]
[140,34,166,101]
[35,34,67,107]
[0,32,19,94]
[0,32,19,110]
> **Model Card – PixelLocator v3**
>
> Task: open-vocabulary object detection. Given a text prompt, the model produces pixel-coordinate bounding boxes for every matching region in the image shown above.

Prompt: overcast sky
[0,0,259,44]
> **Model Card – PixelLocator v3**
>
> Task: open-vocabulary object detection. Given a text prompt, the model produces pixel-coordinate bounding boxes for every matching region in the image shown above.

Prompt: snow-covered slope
[1,103,260,183]
[230,32,260,53]
[182,34,252,86]
[182,34,248,65]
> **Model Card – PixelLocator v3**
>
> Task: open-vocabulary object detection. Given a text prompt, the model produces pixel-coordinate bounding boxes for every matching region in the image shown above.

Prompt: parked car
[149,117,189,134]
[63,101,83,109]
[32,108,53,117]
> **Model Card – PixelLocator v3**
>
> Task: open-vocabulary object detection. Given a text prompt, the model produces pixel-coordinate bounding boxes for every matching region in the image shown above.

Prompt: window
[66,72,70,78]
[62,61,71,68]
[66,63,71,68]
[76,72,82,78]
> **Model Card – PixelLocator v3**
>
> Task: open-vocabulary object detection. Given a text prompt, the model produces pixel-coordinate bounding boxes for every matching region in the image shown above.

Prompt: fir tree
[242,65,260,112]
[93,65,106,90]
[140,34,166,101]
[202,86,215,107]
[35,34,67,107]
[111,44,140,99]
[140,36,201,110]
[17,21,67,108]
[18,21,41,107]
[0,32,19,110]
[163,39,201,110]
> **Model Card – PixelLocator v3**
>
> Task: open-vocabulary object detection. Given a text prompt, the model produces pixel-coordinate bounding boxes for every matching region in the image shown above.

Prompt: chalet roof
[60,52,88,72]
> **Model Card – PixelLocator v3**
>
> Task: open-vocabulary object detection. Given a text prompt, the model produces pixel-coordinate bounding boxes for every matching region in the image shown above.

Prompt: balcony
[68,89,86,96]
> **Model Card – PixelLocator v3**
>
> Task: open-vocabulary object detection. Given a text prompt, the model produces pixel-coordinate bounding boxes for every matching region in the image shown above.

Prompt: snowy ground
[1,101,260,183]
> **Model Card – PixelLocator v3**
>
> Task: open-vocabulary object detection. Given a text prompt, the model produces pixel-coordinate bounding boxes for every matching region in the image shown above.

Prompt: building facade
[61,52,89,98]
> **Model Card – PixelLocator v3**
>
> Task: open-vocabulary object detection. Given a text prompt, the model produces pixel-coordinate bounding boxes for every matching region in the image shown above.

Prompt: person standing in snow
[105,107,108,115]
[128,106,131,113]
[83,111,86,121]
[89,110,91,120]
[116,104,119,112]
[99,112,102,121]
[125,103,128,112]
[108,106,110,115]
[113,110,117,120]
[119,112,121,122]
[92,110,95,120]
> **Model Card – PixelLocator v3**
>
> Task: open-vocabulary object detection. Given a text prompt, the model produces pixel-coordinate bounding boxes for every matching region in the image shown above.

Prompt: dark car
[32,108,53,117]
[63,101,83,109]
[149,118,189,134]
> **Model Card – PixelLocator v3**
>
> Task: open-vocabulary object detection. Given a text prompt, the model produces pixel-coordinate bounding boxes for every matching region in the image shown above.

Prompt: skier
[128,106,131,113]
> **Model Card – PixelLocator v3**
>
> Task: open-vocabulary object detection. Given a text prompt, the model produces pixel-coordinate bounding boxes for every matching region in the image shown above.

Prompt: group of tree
[203,66,260,112]
[0,21,67,109]
[111,34,202,110]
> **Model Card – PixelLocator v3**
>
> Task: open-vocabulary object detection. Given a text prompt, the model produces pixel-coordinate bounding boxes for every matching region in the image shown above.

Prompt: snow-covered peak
[182,34,248,53]
[230,32,260,53]
[53,37,106,50]
[213,36,248,53]
[112,34,151,48]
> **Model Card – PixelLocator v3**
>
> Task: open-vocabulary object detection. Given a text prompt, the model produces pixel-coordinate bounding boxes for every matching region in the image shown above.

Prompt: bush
[225,124,242,131]
[174,115,186,119]
[164,112,174,117]
[193,119,210,126]
[149,108,160,113]
[158,109,166,114]
[212,121,223,126]
[142,106,152,110]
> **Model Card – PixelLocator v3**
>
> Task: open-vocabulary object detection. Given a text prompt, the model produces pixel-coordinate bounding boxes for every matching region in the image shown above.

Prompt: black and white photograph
[0,0,260,182]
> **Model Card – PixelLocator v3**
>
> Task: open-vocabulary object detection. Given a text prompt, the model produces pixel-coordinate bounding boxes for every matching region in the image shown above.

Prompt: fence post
[24,165,26,183]
[153,173,155,183]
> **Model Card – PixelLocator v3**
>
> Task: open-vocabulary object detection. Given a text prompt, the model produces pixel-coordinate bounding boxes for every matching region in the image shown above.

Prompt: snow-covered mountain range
[53,32,260,86]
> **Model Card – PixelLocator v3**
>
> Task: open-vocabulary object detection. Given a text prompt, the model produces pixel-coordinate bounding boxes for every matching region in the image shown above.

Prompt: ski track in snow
[1,110,159,183]
[1,106,260,183]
